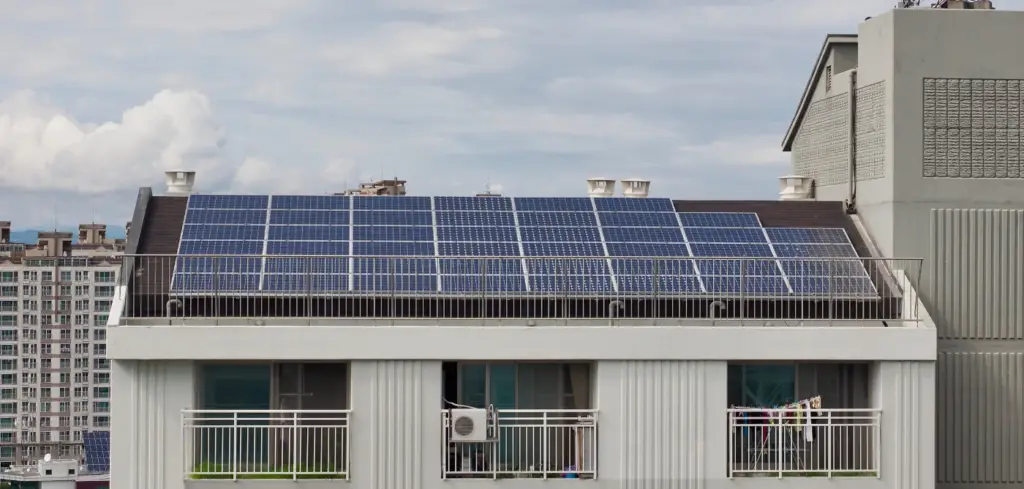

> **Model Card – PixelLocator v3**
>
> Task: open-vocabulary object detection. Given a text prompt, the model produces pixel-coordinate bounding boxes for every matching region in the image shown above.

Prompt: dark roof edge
[781,34,859,152]
[120,187,152,290]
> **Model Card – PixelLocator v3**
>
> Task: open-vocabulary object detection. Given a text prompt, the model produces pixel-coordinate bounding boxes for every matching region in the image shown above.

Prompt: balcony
[727,408,881,478]
[120,254,922,326]
[182,409,351,480]
[442,408,598,479]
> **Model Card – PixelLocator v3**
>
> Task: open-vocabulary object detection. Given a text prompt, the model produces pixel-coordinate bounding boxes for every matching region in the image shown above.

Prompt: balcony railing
[442,409,598,479]
[181,409,350,480]
[121,254,922,325]
[727,408,881,478]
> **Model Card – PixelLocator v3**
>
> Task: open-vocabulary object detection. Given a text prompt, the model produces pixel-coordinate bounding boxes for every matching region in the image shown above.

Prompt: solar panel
[266,241,348,255]
[514,197,593,211]
[788,276,877,296]
[441,274,527,293]
[439,242,520,256]
[352,274,437,292]
[185,209,267,225]
[353,258,435,274]
[265,257,347,274]
[352,196,431,210]
[439,258,523,275]
[269,210,348,225]
[594,197,674,212]
[772,244,859,258]
[182,224,265,241]
[517,212,597,227]
[83,431,110,473]
[436,211,515,226]
[263,274,348,293]
[617,275,702,294]
[436,226,518,242]
[353,242,434,255]
[764,227,851,244]
[352,211,432,226]
[179,240,263,255]
[530,274,614,294]
[267,225,348,241]
[520,227,601,242]
[435,196,513,211]
[684,227,768,244]
[173,273,261,293]
[678,212,761,228]
[598,212,678,227]
[527,258,609,275]
[271,195,350,210]
[702,276,789,295]
[606,243,689,256]
[176,256,263,274]
[188,194,268,209]
[522,242,604,256]
[352,225,433,241]
[602,227,684,243]
[610,258,696,275]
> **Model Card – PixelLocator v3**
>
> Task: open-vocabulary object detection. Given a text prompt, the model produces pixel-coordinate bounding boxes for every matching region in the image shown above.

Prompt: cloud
[676,135,790,168]
[0,89,232,193]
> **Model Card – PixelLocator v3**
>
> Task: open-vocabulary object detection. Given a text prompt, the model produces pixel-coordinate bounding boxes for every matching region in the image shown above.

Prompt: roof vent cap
[586,178,616,198]
[621,178,650,198]
[778,175,814,201]
[164,170,196,196]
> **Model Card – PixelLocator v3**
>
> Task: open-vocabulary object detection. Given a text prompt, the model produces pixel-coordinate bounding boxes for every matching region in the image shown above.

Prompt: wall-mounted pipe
[846,69,859,214]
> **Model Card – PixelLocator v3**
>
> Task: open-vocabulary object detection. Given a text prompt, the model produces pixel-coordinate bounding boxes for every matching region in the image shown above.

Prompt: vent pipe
[164,171,196,196]
[586,178,616,198]
[778,175,814,201]
[621,178,650,198]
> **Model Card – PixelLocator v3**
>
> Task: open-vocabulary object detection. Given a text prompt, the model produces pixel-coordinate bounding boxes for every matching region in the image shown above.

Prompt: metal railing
[182,409,350,480]
[442,409,598,479]
[121,254,922,325]
[727,408,881,478]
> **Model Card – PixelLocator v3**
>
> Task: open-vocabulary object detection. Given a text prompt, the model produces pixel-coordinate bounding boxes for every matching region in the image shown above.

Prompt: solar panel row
[173,195,877,297]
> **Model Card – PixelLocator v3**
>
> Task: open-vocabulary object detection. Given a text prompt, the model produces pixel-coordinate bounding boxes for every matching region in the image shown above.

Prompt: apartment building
[0,222,123,467]
[782,4,1024,488]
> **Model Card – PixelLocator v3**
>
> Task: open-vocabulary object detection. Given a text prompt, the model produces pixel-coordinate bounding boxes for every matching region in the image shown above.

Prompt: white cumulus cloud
[0,89,233,193]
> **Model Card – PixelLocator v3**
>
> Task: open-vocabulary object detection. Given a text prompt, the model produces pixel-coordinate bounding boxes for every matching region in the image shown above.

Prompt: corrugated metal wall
[931,209,1024,487]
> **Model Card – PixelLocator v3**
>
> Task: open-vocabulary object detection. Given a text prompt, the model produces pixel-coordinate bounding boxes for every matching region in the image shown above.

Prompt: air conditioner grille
[453,416,475,436]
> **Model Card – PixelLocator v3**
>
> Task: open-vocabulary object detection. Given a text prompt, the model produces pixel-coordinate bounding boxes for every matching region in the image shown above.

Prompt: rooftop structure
[782,6,1024,489]
[341,178,408,196]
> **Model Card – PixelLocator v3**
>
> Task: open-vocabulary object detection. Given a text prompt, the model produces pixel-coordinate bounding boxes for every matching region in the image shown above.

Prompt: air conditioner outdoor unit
[449,408,490,442]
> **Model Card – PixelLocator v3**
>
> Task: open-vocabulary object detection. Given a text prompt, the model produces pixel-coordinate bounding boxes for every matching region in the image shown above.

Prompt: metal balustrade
[120,254,922,325]
[182,409,350,480]
[442,409,598,479]
[727,408,882,478]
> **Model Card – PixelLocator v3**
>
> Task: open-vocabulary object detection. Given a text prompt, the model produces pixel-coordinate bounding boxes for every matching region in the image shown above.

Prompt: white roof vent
[164,170,196,196]
[621,178,650,198]
[778,175,814,201]
[586,178,616,198]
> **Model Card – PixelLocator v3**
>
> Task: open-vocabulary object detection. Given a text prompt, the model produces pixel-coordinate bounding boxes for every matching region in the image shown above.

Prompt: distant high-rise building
[340,178,407,196]
[0,221,123,467]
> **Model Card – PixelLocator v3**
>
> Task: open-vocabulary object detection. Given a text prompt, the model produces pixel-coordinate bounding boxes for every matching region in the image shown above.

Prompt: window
[59,271,71,282]
[92,401,109,413]
[41,272,52,282]
[92,329,106,341]
[727,364,797,407]
[0,301,16,312]
[94,286,114,298]
[0,272,17,283]
[94,272,115,283]
[94,301,111,313]
[825,65,833,92]
[93,315,108,326]
[92,387,109,399]
[92,373,109,384]
[0,287,16,297]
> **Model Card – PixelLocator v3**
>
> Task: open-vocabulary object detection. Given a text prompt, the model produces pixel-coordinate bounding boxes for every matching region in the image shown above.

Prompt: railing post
[726,409,734,478]
[739,259,747,321]
[542,411,549,479]
[232,411,238,481]
[776,409,782,478]
[826,410,833,478]
[292,411,300,480]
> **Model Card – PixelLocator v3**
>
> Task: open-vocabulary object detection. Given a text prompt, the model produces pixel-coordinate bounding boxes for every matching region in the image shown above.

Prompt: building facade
[108,174,936,489]
[782,6,1024,488]
[0,223,121,467]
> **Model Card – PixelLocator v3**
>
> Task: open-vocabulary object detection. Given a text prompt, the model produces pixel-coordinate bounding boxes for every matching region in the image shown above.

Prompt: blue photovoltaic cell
[439,242,520,256]
[689,243,773,257]
[519,227,601,242]
[352,274,437,292]
[527,258,609,275]
[594,197,674,212]
[597,212,678,227]
[606,243,689,257]
[617,275,703,294]
[266,241,348,255]
[522,242,604,256]
[696,258,781,276]
[271,195,349,210]
[530,274,614,294]
[789,276,877,296]
[263,274,348,292]
[602,227,684,243]
[684,227,768,244]
[779,259,867,277]
[185,209,267,225]
[439,258,523,275]
[441,274,527,293]
[352,196,431,210]
[677,212,761,228]
[181,224,265,241]
[265,257,347,274]
[267,225,348,241]
[188,194,268,209]
[353,241,434,255]
[176,256,262,273]
[352,225,433,241]
[353,258,435,274]
[702,276,789,295]
[514,197,593,211]
[773,244,859,258]
[172,273,260,292]
[765,227,851,244]
[610,258,695,276]
[83,432,110,473]
[435,211,515,227]
[179,240,263,255]
[436,226,517,242]
[517,212,597,227]
[352,211,432,226]
[435,196,513,211]
[269,210,348,225]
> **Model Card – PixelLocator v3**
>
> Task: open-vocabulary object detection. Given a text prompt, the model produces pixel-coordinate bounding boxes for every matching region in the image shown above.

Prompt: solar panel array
[83,431,111,472]
[172,195,878,297]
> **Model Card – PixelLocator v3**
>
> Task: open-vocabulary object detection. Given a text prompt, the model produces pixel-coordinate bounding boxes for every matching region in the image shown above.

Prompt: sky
[0,0,897,228]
